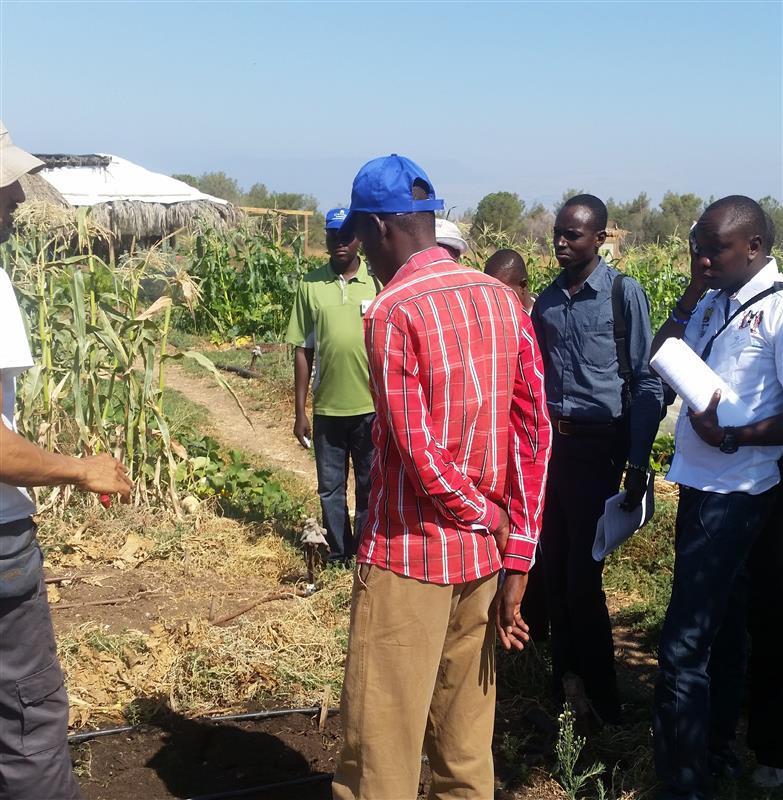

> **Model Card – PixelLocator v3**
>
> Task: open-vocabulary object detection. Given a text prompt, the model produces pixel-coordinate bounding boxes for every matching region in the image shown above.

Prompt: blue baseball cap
[341,154,444,235]
[325,207,349,230]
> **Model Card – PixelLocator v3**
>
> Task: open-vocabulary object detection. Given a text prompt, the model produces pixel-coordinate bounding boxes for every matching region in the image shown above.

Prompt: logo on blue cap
[342,155,444,233]
[325,207,349,230]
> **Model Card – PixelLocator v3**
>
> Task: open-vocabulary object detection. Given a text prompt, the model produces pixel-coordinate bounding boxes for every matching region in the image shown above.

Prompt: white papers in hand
[593,473,655,561]
[650,337,750,426]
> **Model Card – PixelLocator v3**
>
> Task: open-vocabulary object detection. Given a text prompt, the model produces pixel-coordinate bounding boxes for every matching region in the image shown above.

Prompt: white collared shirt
[667,258,783,494]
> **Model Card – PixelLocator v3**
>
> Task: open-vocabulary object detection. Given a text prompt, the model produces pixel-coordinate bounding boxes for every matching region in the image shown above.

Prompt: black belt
[552,417,621,438]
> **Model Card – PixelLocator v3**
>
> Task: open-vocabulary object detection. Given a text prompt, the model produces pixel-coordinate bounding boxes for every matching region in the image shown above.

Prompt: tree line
[465,190,783,247]
[173,171,782,252]
[172,171,326,247]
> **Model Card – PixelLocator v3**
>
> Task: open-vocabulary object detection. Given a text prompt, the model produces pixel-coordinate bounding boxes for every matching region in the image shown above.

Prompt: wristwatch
[719,427,739,454]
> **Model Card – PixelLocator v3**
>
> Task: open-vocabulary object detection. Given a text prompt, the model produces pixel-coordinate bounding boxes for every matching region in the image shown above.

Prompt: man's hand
[495,571,530,651]
[293,413,312,449]
[75,454,133,503]
[620,467,647,511]
[688,389,724,447]
[688,227,708,298]
[490,505,510,556]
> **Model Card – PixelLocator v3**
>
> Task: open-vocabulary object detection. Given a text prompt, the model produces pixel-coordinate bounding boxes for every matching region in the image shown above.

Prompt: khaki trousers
[333,565,498,800]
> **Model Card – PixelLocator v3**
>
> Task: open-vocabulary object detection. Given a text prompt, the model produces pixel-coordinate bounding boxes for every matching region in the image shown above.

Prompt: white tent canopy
[40,154,229,207]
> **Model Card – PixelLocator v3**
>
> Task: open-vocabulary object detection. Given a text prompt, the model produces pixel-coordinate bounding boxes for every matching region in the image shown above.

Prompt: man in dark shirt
[532,194,662,722]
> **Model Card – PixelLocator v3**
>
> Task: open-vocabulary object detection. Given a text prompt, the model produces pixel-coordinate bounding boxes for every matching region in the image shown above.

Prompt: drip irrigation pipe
[67,705,336,744]
[187,773,331,800]
[185,754,429,799]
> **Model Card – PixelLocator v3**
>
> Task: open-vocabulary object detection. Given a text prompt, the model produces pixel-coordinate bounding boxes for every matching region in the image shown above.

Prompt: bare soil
[73,708,571,800]
[58,360,652,800]
[165,363,314,484]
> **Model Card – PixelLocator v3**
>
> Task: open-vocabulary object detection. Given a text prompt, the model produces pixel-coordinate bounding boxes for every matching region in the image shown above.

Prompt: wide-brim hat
[0,121,44,188]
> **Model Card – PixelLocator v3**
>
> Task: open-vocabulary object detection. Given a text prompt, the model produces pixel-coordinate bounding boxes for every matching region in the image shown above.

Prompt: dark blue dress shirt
[531,260,663,467]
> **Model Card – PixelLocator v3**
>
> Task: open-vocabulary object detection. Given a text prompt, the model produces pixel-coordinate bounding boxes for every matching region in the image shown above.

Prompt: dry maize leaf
[85,687,114,706]
[121,646,143,669]
[68,704,91,728]
[170,438,188,460]
[135,296,172,321]
[116,533,155,565]
[75,542,104,560]
[47,584,61,604]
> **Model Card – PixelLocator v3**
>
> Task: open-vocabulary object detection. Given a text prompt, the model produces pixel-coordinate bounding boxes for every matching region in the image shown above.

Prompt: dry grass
[42,505,350,729]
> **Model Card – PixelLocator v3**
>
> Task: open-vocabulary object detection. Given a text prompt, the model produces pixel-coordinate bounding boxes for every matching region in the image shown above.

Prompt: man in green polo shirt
[286,208,379,562]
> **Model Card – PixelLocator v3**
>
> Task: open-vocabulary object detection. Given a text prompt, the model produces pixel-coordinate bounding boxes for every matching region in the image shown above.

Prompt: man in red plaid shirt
[332,155,551,800]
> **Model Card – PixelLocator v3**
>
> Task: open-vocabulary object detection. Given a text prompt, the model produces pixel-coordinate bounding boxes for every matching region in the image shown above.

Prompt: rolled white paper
[650,337,750,426]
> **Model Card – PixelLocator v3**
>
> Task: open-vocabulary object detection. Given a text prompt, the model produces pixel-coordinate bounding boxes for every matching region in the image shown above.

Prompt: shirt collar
[387,246,455,289]
[328,257,369,283]
[555,258,609,294]
[732,257,781,305]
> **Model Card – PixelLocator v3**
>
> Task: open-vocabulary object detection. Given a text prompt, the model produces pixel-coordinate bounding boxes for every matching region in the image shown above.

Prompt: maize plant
[183,219,315,341]
[2,204,246,512]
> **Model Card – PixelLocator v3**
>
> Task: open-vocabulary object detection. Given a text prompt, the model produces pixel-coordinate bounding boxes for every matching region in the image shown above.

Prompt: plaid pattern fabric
[357,247,551,585]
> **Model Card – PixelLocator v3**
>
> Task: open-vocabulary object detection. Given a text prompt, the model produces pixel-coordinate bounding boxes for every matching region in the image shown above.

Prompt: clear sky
[1,1,781,214]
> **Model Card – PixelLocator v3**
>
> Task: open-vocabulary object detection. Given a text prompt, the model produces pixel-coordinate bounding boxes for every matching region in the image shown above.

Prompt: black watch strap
[719,426,739,454]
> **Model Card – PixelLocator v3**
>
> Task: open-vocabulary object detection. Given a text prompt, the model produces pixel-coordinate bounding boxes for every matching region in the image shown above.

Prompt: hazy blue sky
[2,1,781,214]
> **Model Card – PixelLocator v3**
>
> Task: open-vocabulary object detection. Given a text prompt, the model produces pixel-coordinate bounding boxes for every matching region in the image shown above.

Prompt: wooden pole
[303,214,309,257]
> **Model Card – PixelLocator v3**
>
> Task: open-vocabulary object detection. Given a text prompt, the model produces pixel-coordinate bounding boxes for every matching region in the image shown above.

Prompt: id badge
[360,299,372,316]
[725,325,751,355]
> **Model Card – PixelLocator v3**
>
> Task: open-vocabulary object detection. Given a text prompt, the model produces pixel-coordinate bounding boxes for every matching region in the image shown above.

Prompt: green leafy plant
[555,704,606,800]
[182,220,318,341]
[177,435,302,524]
[2,206,244,512]
[651,433,676,474]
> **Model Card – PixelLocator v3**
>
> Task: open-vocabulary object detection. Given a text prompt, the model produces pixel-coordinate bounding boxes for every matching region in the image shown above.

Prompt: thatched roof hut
[19,172,70,207]
[35,154,239,245]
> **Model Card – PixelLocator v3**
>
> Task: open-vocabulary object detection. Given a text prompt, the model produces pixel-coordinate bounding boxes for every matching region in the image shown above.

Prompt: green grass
[160,362,318,521]
[162,386,211,439]
[604,496,677,649]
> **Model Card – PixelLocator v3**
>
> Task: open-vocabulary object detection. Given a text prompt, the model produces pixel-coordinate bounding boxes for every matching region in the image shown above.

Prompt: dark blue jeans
[313,413,374,562]
[653,485,777,800]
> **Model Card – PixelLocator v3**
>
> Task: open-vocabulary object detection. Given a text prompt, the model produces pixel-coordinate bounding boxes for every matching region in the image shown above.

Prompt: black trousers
[0,539,82,800]
[541,427,627,716]
[520,545,549,641]
[748,484,783,769]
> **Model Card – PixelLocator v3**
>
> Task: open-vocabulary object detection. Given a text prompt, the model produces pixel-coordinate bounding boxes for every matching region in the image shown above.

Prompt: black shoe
[592,698,622,726]
[708,747,742,780]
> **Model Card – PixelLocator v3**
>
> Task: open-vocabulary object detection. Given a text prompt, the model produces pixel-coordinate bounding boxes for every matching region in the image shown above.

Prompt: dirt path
[164,363,659,683]
[165,364,316,487]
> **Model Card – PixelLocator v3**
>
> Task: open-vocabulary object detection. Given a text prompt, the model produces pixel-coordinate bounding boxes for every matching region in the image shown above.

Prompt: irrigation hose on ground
[187,774,332,800]
[67,705,335,744]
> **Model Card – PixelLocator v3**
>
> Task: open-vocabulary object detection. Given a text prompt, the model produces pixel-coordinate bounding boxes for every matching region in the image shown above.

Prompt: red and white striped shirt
[357,247,551,585]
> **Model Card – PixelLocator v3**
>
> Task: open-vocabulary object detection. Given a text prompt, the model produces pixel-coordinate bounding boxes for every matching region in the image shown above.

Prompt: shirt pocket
[730,331,769,383]
[575,310,615,369]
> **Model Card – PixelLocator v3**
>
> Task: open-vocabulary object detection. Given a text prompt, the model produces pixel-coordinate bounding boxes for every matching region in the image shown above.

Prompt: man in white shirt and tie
[651,195,783,800]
